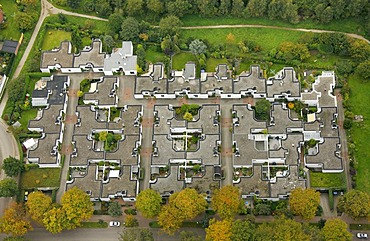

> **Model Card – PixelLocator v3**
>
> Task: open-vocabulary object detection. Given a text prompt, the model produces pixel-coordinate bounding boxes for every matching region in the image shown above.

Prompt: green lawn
[206,58,228,72]
[21,168,61,189]
[348,74,370,194]
[80,221,108,228]
[310,172,347,189]
[350,224,370,230]
[18,108,38,127]
[181,28,304,52]
[146,45,167,64]
[41,29,71,50]
[181,15,366,36]
[0,0,22,40]
[172,52,197,70]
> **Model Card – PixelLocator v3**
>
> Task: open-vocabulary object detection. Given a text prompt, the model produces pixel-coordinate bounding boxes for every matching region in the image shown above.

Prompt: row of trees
[14,0,39,31]
[55,0,369,26]
[0,187,93,237]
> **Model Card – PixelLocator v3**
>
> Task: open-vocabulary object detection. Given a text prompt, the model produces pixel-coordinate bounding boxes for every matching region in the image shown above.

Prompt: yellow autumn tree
[289,188,320,220]
[212,185,242,219]
[206,219,232,241]
[26,191,52,225]
[0,202,33,237]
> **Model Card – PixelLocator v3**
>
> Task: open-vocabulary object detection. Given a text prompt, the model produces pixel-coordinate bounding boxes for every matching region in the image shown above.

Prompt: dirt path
[181,25,370,43]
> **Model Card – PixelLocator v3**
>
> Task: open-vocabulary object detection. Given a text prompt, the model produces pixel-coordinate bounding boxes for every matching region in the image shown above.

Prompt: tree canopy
[120,17,140,41]
[26,191,52,224]
[322,219,352,241]
[118,228,154,241]
[212,185,241,219]
[108,201,122,217]
[254,99,271,121]
[189,39,207,55]
[338,190,370,219]
[2,157,24,177]
[289,188,320,220]
[0,178,18,197]
[206,219,232,241]
[135,189,162,218]
[230,219,256,241]
[159,15,183,37]
[0,202,32,237]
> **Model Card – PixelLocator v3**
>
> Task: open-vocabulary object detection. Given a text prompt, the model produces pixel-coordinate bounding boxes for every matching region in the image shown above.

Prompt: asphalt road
[0,227,205,241]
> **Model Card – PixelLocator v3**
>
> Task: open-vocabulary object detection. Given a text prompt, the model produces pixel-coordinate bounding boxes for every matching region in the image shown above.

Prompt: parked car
[109,221,120,227]
[357,233,368,239]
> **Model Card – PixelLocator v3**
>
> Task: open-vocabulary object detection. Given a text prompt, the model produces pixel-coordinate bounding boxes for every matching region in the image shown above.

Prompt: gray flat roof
[75,106,107,135]
[268,105,302,134]
[105,135,139,165]
[150,165,184,194]
[84,77,117,106]
[306,137,342,170]
[67,165,102,199]
[41,41,73,68]
[269,165,306,198]
[200,75,233,93]
[102,166,137,198]
[135,76,167,94]
[29,105,64,134]
[234,66,266,94]
[28,133,60,164]
[234,165,269,197]
[267,68,300,98]
[71,135,104,165]
[152,135,185,165]
[73,40,105,68]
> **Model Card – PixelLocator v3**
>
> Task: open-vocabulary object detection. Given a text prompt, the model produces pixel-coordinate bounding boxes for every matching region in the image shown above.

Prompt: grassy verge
[149,221,161,228]
[310,172,347,189]
[181,15,367,37]
[148,221,203,228]
[42,29,71,50]
[80,221,108,228]
[21,167,61,189]
[350,224,370,230]
[348,74,370,194]
[180,28,304,52]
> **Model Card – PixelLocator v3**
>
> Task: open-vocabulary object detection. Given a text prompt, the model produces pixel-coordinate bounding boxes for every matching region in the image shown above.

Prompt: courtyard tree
[322,219,352,241]
[43,206,67,234]
[26,191,52,224]
[108,201,122,217]
[189,39,207,56]
[159,15,183,37]
[135,189,162,218]
[2,156,24,177]
[205,219,232,241]
[254,99,271,121]
[0,178,18,197]
[0,202,32,237]
[118,228,153,241]
[212,185,241,219]
[338,190,370,219]
[289,188,320,220]
[169,188,207,220]
[183,112,193,122]
[61,187,94,229]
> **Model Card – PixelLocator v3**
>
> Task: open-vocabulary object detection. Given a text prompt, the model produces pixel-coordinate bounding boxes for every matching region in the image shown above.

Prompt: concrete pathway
[220,103,233,186]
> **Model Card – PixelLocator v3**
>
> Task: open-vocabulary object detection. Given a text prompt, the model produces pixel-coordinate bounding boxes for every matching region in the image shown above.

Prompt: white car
[109,221,120,227]
[357,233,368,239]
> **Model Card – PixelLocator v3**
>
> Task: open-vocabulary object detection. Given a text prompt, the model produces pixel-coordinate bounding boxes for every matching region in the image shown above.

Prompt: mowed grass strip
[41,29,71,50]
[181,15,366,36]
[348,74,370,194]
[310,172,347,189]
[181,28,304,52]
[21,168,61,189]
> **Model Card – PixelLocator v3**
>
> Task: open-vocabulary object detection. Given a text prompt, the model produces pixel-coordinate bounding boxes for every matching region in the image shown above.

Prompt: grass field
[21,168,61,189]
[310,172,347,189]
[181,28,304,52]
[42,29,71,50]
[172,52,197,70]
[0,0,21,40]
[18,108,37,127]
[181,15,367,36]
[146,45,167,64]
[348,74,370,194]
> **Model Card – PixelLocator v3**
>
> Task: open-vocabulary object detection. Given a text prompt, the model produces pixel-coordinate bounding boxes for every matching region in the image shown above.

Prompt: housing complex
[24,39,343,202]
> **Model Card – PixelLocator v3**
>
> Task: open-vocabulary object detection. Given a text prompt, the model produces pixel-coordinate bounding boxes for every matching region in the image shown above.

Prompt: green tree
[94,0,112,17]
[26,191,52,225]
[159,15,183,37]
[126,0,144,16]
[230,219,256,241]
[0,203,32,237]
[349,39,370,61]
[212,185,241,219]
[108,201,122,217]
[102,35,114,52]
[15,12,35,31]
[0,178,18,197]
[289,188,320,220]
[136,44,146,71]
[189,39,207,56]
[67,0,81,8]
[338,190,370,219]
[278,42,310,61]
[161,36,179,56]
[120,17,140,41]
[158,205,183,234]
[61,187,94,229]
[254,99,271,121]
[197,0,218,16]
[180,231,203,241]
[71,31,83,53]
[322,219,352,241]
[146,0,164,15]
[206,219,232,241]
[167,0,191,17]
[135,189,162,218]
[118,228,154,241]
[230,0,244,17]
[254,203,271,215]
[2,157,24,177]
[218,0,231,15]
[183,112,193,121]
[356,60,370,80]
[245,0,268,17]
[170,188,207,220]
[7,76,26,103]
[125,214,139,227]
[108,13,124,34]
[255,216,310,241]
